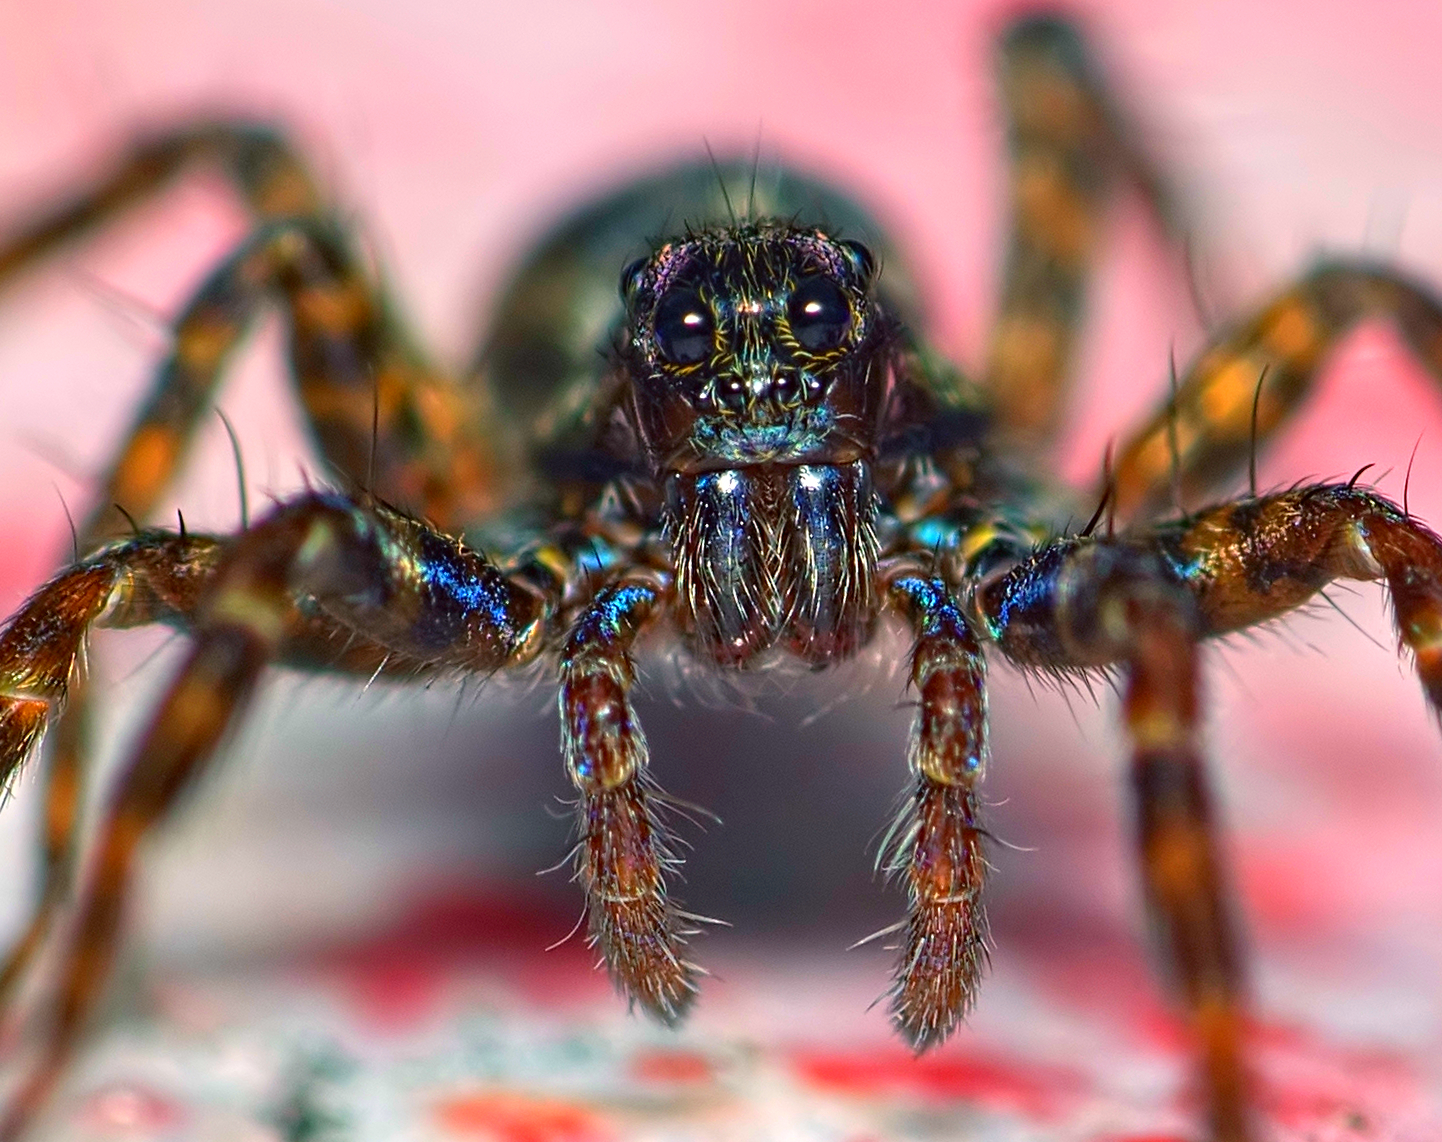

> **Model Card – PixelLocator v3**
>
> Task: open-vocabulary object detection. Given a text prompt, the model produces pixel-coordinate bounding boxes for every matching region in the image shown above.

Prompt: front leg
[0,494,550,1141]
[560,579,700,1023]
[976,542,1249,1142]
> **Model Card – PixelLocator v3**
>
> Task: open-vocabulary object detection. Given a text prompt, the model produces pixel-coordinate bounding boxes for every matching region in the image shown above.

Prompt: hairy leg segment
[973,481,1442,1142]
[1111,260,1442,523]
[0,495,551,1141]
[0,121,510,547]
[987,15,1184,444]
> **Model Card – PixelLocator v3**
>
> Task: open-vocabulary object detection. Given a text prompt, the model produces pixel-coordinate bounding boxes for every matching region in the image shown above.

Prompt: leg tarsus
[881,779,989,1051]
[577,782,699,1024]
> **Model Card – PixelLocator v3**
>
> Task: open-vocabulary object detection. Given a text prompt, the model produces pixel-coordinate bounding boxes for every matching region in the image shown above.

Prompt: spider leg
[987,15,1185,443]
[0,122,321,285]
[0,532,226,793]
[0,497,551,1139]
[1110,260,1442,522]
[1,218,509,1012]
[1147,483,1442,698]
[2,127,512,932]
[0,517,451,1018]
[62,214,507,549]
[0,517,467,1018]
[977,541,1248,1142]
[0,682,88,1015]
[0,119,514,545]
[559,578,700,1024]
[977,480,1442,1141]
[881,574,989,1050]
[0,531,224,1024]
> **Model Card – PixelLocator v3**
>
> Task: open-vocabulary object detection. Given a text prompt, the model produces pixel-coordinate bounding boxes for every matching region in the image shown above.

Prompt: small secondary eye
[841,240,876,284]
[788,276,851,353]
[653,289,714,365]
[618,256,648,301]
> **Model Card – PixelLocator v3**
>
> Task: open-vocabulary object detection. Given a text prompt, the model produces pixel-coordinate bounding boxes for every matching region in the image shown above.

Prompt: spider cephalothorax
[4,16,1442,1142]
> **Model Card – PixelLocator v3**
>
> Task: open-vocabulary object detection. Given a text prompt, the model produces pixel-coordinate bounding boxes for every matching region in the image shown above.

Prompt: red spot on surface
[434,1093,609,1142]
[1237,844,1344,934]
[1246,1020,1426,1133]
[1135,1013,1193,1055]
[310,887,584,1029]
[1017,933,1189,1055]
[790,1047,1084,1119]
[78,1083,185,1134]
[629,1048,714,1085]
[1096,1136,1190,1142]
[1261,1085,1356,1132]
[340,888,580,959]
[342,959,444,1029]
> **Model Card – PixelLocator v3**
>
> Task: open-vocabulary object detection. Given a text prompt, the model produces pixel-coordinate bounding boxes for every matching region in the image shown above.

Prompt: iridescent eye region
[788,275,851,353]
[653,288,714,365]
[617,221,897,476]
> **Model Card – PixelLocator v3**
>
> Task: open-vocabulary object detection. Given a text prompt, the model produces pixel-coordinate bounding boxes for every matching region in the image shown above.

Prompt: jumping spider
[1,15,1441,1142]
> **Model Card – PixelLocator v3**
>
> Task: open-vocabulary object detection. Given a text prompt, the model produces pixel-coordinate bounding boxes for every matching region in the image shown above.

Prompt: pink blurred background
[0,0,1440,1133]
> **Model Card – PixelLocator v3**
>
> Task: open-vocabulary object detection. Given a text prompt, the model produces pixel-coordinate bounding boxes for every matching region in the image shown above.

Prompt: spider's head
[615,222,898,476]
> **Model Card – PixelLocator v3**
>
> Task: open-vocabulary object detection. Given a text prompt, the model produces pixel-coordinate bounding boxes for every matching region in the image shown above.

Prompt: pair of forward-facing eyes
[626,240,878,369]
[644,276,855,367]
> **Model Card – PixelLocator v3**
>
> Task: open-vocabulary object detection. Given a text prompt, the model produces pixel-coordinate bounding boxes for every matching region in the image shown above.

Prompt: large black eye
[653,288,714,365]
[788,276,851,353]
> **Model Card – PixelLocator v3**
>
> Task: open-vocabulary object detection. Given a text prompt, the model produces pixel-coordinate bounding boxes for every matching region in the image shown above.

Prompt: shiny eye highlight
[653,288,714,365]
[788,276,851,353]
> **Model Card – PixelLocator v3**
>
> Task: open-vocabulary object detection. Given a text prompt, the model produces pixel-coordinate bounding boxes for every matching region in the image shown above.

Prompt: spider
[0,13,1441,1142]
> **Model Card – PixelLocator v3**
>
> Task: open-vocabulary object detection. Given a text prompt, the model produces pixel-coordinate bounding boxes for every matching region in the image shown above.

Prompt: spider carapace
[3,15,1442,1142]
